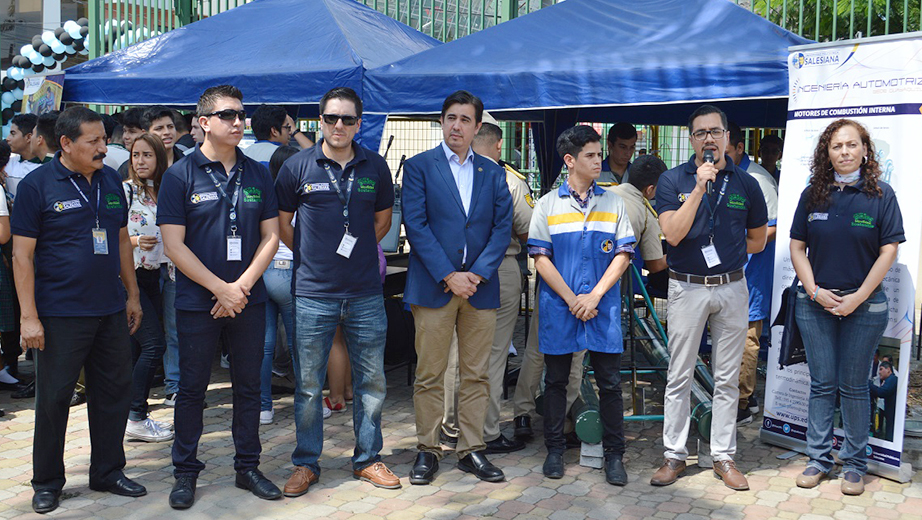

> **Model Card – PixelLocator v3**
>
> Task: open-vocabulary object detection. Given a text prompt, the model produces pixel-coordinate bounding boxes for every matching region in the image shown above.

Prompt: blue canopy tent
[365,0,811,187]
[61,0,440,148]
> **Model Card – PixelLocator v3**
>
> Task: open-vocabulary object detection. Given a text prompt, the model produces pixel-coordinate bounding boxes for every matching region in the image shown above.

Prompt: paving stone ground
[1,357,921,520]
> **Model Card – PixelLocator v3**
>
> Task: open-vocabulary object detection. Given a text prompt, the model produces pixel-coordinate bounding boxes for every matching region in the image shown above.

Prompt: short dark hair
[628,155,668,192]
[100,113,117,140]
[173,110,190,133]
[607,122,636,143]
[141,106,175,131]
[728,121,745,147]
[440,90,483,123]
[111,125,124,144]
[251,105,288,141]
[687,104,728,132]
[268,145,300,181]
[760,134,783,149]
[56,107,102,146]
[473,122,502,146]
[556,125,600,159]
[10,113,37,134]
[119,107,145,131]
[880,360,893,372]
[36,111,60,151]
[197,85,243,118]
[319,87,363,118]
[0,140,11,172]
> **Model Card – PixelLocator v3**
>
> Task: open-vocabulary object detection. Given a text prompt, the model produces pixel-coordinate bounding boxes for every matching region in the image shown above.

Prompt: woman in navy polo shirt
[790,119,904,496]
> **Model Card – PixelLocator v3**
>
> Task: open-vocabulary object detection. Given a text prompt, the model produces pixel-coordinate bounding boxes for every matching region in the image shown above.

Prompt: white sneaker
[126,418,174,442]
[322,406,332,420]
[163,393,177,407]
[149,416,174,431]
[260,409,274,425]
[220,354,230,369]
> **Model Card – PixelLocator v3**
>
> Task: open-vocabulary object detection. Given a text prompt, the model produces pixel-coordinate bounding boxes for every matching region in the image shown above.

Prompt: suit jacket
[402,145,513,309]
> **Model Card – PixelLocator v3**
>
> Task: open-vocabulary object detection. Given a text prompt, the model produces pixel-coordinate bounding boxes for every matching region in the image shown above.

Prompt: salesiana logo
[792,50,840,68]
[53,199,82,212]
[190,192,220,204]
[852,212,875,228]
[792,52,806,69]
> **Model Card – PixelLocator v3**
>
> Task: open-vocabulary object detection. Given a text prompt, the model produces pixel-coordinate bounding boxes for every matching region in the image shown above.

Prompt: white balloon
[42,56,54,67]
[68,25,82,40]
[41,31,57,46]
[63,20,79,33]
[64,45,76,55]
[8,68,22,81]
[51,41,66,54]
[20,44,33,57]
[12,88,23,100]
[28,53,43,65]
[2,124,10,139]
[78,48,88,55]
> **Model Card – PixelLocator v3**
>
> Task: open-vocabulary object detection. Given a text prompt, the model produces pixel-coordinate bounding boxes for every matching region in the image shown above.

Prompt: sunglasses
[321,114,359,126]
[203,109,247,121]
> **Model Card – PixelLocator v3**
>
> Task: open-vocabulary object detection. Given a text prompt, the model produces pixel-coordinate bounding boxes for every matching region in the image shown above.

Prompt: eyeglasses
[203,109,247,121]
[691,128,726,141]
[282,124,292,132]
[321,114,359,126]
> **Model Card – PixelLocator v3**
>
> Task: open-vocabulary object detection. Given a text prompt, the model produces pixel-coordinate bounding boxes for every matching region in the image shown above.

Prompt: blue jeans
[129,267,166,421]
[262,265,294,411]
[795,287,888,476]
[161,267,180,396]
[291,295,387,475]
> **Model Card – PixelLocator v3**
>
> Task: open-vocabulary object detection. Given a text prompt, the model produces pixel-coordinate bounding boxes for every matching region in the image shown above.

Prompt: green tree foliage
[751,0,921,40]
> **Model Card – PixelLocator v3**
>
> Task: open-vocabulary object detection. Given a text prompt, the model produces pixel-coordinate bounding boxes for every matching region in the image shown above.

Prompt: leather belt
[668,268,744,287]
[273,259,292,270]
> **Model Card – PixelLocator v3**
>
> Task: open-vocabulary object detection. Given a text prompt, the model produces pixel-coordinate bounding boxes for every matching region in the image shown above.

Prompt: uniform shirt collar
[50,151,101,180]
[441,141,474,165]
[313,138,366,169]
[683,154,738,175]
[191,146,248,172]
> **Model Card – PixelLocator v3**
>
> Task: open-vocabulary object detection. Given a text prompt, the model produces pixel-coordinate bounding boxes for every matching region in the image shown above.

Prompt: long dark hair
[269,145,299,181]
[807,118,882,210]
[127,133,168,201]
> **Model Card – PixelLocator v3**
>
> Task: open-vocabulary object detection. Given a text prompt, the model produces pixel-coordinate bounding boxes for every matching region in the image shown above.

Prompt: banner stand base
[760,430,914,483]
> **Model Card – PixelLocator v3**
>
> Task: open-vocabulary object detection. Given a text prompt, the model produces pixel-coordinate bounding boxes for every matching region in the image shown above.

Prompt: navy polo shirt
[791,179,904,290]
[275,140,394,299]
[157,147,279,311]
[11,153,128,317]
[656,155,768,276]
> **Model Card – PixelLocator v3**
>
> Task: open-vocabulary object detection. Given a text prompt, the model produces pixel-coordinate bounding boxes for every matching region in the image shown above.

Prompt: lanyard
[69,176,101,228]
[701,173,730,242]
[205,163,243,236]
[323,162,355,232]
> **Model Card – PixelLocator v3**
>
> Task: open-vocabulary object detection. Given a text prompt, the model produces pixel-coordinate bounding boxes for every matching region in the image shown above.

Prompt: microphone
[702,150,715,195]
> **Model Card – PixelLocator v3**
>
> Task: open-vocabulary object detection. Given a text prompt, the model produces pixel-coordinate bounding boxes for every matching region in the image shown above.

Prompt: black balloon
[79,26,88,38]
[2,77,16,90]
[32,35,44,49]
[77,17,89,26]
[32,63,44,73]
[2,108,14,121]
[53,53,65,62]
[12,55,25,68]
[60,32,73,45]
[38,44,52,57]
[12,101,21,112]
[54,27,66,38]
[16,80,24,90]
[72,39,85,51]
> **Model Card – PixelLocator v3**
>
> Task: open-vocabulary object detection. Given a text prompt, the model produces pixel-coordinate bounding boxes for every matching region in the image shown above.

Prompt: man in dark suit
[402,90,513,485]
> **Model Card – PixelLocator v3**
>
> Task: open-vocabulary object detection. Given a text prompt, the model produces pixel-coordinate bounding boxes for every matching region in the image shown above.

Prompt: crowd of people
[0,84,904,514]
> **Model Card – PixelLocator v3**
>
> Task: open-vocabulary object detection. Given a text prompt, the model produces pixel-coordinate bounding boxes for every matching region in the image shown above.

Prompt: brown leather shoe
[840,471,865,496]
[354,462,402,489]
[650,458,686,486]
[713,460,749,490]
[795,467,828,488]
[283,466,318,497]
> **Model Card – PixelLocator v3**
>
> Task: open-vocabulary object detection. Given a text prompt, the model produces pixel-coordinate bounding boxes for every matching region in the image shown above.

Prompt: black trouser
[172,304,265,477]
[33,312,132,492]
[543,351,625,456]
[129,267,165,421]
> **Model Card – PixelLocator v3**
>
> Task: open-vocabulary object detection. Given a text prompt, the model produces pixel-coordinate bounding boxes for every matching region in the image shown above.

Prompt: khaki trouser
[512,288,585,420]
[443,256,522,442]
[738,320,762,409]
[412,296,496,459]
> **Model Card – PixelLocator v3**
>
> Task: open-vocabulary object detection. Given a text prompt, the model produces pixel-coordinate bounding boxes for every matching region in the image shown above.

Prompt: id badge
[701,244,721,268]
[227,236,242,262]
[92,228,108,255]
[336,232,357,258]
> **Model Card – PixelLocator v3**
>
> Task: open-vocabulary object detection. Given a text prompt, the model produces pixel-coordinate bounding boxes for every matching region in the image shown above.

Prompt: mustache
[93,153,106,160]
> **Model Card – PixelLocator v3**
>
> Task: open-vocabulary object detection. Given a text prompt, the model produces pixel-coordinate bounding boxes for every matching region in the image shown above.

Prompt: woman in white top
[123,134,174,442]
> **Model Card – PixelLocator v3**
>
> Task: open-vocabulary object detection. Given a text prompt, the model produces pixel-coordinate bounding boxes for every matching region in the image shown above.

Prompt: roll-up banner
[761,32,922,482]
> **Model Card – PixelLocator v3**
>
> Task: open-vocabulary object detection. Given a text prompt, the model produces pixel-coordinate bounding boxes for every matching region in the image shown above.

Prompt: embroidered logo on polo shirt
[105,193,122,209]
[727,194,748,210]
[807,212,828,222]
[852,212,875,228]
[600,239,614,253]
[243,187,262,203]
[190,192,219,204]
[678,193,691,203]
[357,177,376,193]
[53,199,82,212]
[303,182,331,193]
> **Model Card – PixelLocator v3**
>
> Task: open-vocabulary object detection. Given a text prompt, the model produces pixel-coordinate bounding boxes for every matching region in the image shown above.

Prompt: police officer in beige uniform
[442,115,532,453]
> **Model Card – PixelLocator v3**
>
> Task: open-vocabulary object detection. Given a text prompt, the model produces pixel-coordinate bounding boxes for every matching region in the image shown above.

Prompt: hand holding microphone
[702,150,715,195]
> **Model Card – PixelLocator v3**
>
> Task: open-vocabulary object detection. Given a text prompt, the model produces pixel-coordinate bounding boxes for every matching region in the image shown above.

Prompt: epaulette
[503,162,527,181]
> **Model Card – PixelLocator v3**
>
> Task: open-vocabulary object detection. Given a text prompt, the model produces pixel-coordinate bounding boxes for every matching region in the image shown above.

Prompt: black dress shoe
[543,452,564,479]
[235,469,282,500]
[484,434,526,454]
[91,475,147,497]
[458,451,504,482]
[32,489,61,514]
[12,380,34,399]
[409,451,439,485]
[604,455,627,486]
[513,415,533,439]
[169,476,196,510]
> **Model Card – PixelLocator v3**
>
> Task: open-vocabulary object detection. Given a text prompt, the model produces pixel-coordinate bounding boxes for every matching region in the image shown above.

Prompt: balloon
[31,63,44,74]
[53,53,66,62]
[41,31,57,46]
[2,124,10,139]
[16,80,23,90]
[12,55,26,69]
[32,35,44,50]
[1,108,14,121]
[64,45,76,55]
[67,25,82,40]
[28,52,43,65]
[42,55,54,67]
[0,92,12,105]
[12,100,22,112]
[7,69,22,81]
[51,41,65,54]
[78,48,88,55]
[12,88,23,100]
[54,27,66,38]
[2,77,16,90]
[72,39,85,52]
[59,32,73,46]
[77,17,89,26]
[38,44,52,57]
[80,26,88,38]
